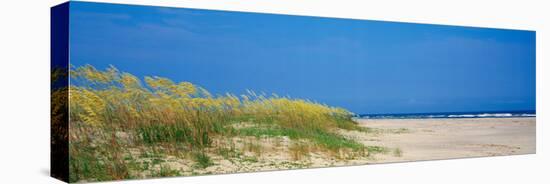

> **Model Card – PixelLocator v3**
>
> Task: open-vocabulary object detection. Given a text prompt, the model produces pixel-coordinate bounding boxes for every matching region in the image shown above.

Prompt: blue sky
[69,2,536,114]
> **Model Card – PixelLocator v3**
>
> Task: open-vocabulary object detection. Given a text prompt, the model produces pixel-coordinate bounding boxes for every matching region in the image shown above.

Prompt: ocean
[357,110,536,119]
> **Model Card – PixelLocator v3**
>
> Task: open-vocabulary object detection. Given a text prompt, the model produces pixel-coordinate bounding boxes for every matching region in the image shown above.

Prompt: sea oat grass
[67,65,385,182]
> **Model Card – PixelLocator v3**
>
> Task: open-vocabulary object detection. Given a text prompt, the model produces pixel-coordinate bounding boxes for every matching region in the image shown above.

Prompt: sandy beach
[68,116,537,182]
[149,117,537,177]
[353,117,536,163]
[128,117,536,176]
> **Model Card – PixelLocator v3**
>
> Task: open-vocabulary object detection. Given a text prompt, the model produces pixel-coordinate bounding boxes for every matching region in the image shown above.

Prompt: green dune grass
[66,65,385,182]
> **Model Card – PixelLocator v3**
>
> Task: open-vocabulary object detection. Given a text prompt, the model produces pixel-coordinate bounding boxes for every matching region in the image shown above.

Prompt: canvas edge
[51,1,70,183]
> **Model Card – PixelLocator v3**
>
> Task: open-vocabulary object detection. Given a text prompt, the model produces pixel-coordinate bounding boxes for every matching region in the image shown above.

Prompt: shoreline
[356,116,536,120]
[353,117,536,163]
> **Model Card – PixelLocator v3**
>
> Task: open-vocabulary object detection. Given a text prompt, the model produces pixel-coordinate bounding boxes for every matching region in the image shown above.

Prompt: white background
[0,0,547,183]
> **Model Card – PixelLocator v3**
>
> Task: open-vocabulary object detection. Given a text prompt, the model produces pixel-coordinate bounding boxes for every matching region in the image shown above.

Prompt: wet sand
[354,117,536,163]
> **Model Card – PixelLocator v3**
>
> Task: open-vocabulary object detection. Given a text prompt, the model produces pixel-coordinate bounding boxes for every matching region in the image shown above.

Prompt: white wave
[520,114,536,117]
[358,112,536,119]
[448,114,476,118]
[448,113,529,118]
[477,113,512,117]
[427,115,447,118]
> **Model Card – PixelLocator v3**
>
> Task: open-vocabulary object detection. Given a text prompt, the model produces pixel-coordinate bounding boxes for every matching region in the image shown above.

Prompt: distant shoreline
[356,110,535,119]
[355,116,537,120]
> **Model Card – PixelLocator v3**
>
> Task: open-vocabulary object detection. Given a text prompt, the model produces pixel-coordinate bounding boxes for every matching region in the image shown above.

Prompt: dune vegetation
[67,64,387,182]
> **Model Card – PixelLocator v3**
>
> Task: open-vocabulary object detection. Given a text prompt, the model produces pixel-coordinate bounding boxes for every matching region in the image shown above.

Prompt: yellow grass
[67,64,376,182]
